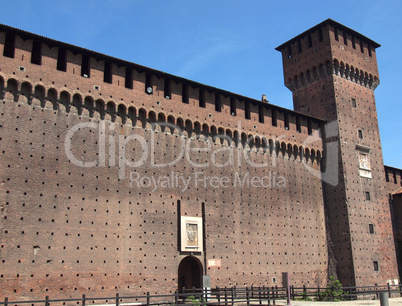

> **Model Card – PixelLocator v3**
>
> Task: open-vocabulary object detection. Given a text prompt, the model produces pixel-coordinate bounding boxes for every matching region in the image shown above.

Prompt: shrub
[318,276,344,301]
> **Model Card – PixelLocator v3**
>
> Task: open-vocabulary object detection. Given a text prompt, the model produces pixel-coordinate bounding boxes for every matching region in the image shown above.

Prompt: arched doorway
[178,256,202,293]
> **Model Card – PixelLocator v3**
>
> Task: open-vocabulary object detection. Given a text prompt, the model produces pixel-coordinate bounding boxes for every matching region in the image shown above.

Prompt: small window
[369,224,375,234]
[358,129,363,139]
[272,109,277,127]
[164,78,171,99]
[104,61,112,84]
[307,120,312,136]
[145,73,152,94]
[297,40,302,53]
[385,170,390,182]
[287,45,292,59]
[230,97,236,116]
[3,32,15,58]
[258,105,264,123]
[199,89,205,108]
[334,27,339,41]
[368,45,372,57]
[31,41,42,65]
[296,117,301,133]
[351,98,356,108]
[81,54,90,78]
[365,191,371,201]
[373,261,379,272]
[308,34,313,48]
[215,93,221,112]
[57,48,67,72]
[182,84,189,104]
[352,37,356,49]
[318,28,323,42]
[125,67,133,89]
[284,113,289,130]
[360,40,365,53]
[343,32,348,45]
[245,102,250,120]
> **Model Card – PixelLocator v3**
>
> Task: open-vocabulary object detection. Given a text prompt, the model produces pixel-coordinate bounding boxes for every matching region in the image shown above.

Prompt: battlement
[276,19,380,93]
[0,23,324,155]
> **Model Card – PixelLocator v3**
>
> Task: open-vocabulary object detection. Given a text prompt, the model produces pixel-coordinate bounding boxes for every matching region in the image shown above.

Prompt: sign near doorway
[180,216,203,252]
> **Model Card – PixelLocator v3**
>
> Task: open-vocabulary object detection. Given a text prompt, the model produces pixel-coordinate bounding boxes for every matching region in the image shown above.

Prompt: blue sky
[1,0,401,168]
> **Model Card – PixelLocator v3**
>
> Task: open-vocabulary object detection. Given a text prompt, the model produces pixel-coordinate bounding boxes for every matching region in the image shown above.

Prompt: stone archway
[178,256,202,293]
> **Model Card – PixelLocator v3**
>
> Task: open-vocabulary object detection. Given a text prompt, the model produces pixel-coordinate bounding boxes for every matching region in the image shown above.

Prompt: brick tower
[276,19,399,287]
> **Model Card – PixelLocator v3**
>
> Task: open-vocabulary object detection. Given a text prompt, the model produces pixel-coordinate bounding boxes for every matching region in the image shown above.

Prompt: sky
[0,0,401,169]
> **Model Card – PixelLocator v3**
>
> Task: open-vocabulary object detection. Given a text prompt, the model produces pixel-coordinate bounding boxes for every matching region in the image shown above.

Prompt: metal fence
[1,286,287,306]
[1,283,401,306]
[290,283,401,301]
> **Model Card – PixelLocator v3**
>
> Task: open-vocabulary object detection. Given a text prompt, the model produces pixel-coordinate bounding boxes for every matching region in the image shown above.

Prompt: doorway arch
[178,256,203,293]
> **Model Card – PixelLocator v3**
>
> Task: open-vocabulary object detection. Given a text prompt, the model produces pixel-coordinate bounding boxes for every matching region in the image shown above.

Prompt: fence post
[216,286,220,303]
[82,294,86,306]
[317,285,320,301]
[259,286,262,304]
[116,293,119,306]
[303,285,307,301]
[175,290,178,305]
[246,287,250,306]
[45,295,50,306]
[146,292,150,306]
[224,287,228,306]
[388,283,391,298]
[4,298,8,306]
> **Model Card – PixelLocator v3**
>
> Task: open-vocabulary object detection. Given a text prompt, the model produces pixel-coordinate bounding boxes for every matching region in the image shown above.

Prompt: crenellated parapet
[0,74,323,165]
[285,59,380,92]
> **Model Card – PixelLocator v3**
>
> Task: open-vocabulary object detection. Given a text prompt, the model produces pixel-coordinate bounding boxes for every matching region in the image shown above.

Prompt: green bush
[318,276,344,301]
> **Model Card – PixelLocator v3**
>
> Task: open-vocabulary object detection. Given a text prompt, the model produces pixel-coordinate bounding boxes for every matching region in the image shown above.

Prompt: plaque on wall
[181,216,203,252]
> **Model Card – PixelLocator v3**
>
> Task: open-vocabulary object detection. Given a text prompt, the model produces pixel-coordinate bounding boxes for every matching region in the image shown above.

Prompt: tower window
[182,84,189,104]
[365,191,371,201]
[351,98,356,108]
[334,27,339,41]
[230,97,236,116]
[352,37,356,49]
[145,73,152,94]
[125,67,133,89]
[57,48,67,72]
[369,224,375,234]
[360,40,365,53]
[296,117,301,133]
[215,93,221,112]
[284,113,289,130]
[245,102,250,120]
[272,109,277,127]
[104,61,112,84]
[308,34,313,48]
[297,40,302,53]
[31,41,42,65]
[258,105,264,123]
[307,120,312,136]
[373,261,379,272]
[199,89,205,108]
[81,54,90,78]
[3,32,15,58]
[358,129,363,139]
[368,46,372,57]
[318,28,323,42]
[164,78,171,99]
[287,45,292,59]
[343,32,348,45]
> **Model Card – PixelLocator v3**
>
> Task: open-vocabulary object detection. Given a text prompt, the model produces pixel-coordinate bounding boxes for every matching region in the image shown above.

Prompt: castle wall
[0,27,328,300]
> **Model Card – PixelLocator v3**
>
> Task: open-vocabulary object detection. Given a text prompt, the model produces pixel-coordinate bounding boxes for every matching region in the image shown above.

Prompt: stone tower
[276,19,399,287]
